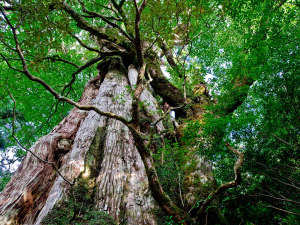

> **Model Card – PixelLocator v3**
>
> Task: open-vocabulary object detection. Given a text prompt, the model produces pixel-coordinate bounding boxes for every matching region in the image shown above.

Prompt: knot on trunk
[57,138,72,152]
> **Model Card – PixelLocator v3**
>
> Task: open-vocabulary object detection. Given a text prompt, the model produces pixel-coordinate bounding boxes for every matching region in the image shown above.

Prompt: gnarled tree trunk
[0,56,218,225]
[0,59,166,225]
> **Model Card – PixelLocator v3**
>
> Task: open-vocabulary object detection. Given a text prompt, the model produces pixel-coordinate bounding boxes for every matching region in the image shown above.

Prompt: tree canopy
[0,0,299,224]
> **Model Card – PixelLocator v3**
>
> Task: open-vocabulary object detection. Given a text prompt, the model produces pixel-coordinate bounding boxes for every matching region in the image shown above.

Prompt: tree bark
[0,52,229,224]
[0,76,100,224]
[0,60,165,225]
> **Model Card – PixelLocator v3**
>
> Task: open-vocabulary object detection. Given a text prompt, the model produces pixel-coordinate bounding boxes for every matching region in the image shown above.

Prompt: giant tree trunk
[0,57,217,225]
[0,59,164,225]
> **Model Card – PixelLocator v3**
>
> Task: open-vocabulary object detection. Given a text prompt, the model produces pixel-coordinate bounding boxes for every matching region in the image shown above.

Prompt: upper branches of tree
[61,1,128,52]
[133,0,147,66]
[0,7,131,125]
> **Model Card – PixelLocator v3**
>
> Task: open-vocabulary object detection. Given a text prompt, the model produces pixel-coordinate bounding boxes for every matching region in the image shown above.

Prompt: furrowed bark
[35,63,159,225]
[0,60,166,225]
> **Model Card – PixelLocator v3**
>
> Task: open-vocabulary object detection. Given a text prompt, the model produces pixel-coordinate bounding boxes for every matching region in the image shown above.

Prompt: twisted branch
[196,143,244,216]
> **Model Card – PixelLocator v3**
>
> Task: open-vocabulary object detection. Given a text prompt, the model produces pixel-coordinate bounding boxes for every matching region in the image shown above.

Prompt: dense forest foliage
[0,0,299,224]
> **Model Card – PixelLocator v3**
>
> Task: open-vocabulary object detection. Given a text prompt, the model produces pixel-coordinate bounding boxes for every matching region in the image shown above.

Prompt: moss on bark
[41,126,114,225]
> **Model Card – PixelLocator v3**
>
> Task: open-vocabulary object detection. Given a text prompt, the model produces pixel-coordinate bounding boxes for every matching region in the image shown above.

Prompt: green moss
[41,178,116,225]
[85,126,107,178]
[153,208,184,225]
[42,126,116,225]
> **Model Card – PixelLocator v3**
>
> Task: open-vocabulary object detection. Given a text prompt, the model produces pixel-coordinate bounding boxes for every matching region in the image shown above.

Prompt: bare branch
[61,55,106,95]
[0,53,23,73]
[248,194,300,205]
[0,37,17,52]
[267,205,300,216]
[40,55,79,68]
[272,134,297,149]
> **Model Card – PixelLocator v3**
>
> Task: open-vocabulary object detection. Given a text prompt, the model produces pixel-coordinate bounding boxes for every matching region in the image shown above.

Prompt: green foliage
[41,180,116,225]
[0,173,10,192]
[186,1,300,223]
[0,0,299,224]
[155,1,300,223]
[154,140,187,206]
[154,210,186,225]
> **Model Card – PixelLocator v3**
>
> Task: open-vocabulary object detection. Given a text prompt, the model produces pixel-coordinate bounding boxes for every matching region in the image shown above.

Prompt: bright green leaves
[0,173,10,192]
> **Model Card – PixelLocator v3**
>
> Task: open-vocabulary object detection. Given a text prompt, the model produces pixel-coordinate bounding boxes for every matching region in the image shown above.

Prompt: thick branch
[133,0,147,66]
[148,63,186,116]
[78,0,134,42]
[159,39,178,70]
[61,1,112,42]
